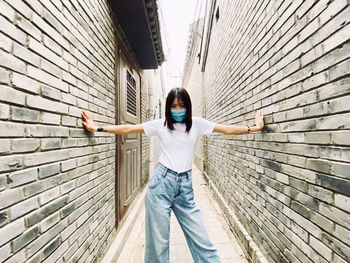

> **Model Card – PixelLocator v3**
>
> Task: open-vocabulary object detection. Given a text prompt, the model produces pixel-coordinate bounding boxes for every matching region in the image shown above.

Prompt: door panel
[118,56,141,220]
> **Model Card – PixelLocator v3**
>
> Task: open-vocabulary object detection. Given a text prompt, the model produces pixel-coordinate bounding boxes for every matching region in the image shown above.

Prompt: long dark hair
[164,88,192,133]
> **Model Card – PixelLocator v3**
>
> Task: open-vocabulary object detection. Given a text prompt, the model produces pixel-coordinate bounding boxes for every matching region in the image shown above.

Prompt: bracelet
[97,127,104,132]
[247,126,250,134]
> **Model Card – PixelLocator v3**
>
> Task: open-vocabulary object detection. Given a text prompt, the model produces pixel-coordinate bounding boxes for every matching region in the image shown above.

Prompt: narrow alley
[0,0,349,263]
[112,165,247,263]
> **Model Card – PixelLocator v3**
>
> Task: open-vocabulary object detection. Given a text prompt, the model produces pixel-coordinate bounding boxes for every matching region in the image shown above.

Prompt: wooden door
[118,55,142,220]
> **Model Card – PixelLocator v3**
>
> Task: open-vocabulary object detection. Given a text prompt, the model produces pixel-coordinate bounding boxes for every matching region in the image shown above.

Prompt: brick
[62,115,77,126]
[62,71,77,86]
[41,112,61,125]
[23,149,69,167]
[0,66,9,84]
[0,218,25,247]
[26,125,69,138]
[9,196,39,220]
[0,242,11,262]
[310,210,334,234]
[11,138,40,153]
[12,72,41,94]
[43,34,62,56]
[62,92,77,106]
[306,158,331,174]
[334,224,350,247]
[329,60,350,81]
[26,94,68,114]
[69,147,93,158]
[0,32,12,53]
[60,181,75,196]
[323,232,350,262]
[12,226,39,252]
[61,203,75,218]
[318,174,350,198]
[320,202,350,229]
[308,185,333,204]
[0,174,6,191]
[25,196,68,227]
[332,163,350,182]
[65,138,81,149]
[0,1,15,21]
[61,159,77,172]
[23,0,44,14]
[38,163,60,179]
[27,65,68,92]
[317,77,350,101]
[43,237,61,259]
[0,16,26,45]
[9,168,37,187]
[328,95,350,115]
[5,0,33,19]
[0,210,7,227]
[0,139,10,153]
[16,14,41,41]
[317,113,350,130]
[11,106,40,122]
[41,58,63,78]
[0,85,26,106]
[0,50,26,74]
[39,186,60,205]
[41,138,61,150]
[61,221,77,242]
[40,211,60,233]
[332,130,350,146]
[333,253,348,263]
[334,194,350,213]
[27,253,42,263]
[23,176,64,198]
[42,239,69,263]
[41,85,61,101]
[13,42,40,67]
[28,36,68,71]
[0,103,9,119]
[0,188,25,210]
[0,154,22,173]
[305,131,331,144]
[309,235,333,262]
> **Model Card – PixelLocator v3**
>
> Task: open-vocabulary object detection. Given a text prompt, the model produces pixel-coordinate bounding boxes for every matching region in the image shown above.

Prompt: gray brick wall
[0,0,119,262]
[200,0,350,262]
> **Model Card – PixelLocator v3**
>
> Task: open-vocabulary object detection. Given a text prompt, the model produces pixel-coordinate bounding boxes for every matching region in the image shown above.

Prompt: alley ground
[115,165,248,263]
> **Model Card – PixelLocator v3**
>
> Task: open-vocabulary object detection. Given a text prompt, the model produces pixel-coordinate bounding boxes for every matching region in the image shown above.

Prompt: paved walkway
[116,165,248,263]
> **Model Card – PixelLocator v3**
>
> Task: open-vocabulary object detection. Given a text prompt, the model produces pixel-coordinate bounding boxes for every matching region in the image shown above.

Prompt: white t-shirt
[142,116,216,173]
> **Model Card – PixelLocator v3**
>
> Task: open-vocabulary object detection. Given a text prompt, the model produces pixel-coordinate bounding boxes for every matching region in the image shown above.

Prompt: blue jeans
[144,162,221,263]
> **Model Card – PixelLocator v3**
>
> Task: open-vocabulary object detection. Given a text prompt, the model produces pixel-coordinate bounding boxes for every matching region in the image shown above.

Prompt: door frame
[114,33,143,229]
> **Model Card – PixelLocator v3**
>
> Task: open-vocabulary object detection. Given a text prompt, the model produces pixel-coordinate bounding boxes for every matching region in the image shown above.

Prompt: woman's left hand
[255,110,264,131]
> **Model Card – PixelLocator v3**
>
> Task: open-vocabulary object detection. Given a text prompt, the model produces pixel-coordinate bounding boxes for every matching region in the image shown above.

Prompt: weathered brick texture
[0,0,125,262]
[198,0,350,262]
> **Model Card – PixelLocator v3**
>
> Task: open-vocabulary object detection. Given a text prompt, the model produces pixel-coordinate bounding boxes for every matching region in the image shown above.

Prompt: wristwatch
[247,126,250,133]
[97,127,104,132]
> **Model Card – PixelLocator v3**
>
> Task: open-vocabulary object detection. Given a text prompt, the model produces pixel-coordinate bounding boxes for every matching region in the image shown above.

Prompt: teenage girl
[82,87,264,263]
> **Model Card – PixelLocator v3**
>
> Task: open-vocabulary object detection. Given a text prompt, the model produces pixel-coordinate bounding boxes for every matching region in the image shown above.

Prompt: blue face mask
[171,109,187,122]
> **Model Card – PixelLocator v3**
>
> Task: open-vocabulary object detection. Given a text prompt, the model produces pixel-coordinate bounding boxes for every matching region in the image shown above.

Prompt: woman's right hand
[82,110,97,132]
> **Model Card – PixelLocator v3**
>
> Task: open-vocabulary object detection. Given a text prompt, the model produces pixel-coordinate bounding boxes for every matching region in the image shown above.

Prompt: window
[126,71,136,116]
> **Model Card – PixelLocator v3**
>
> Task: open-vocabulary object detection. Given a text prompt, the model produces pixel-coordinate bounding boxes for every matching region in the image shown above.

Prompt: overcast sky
[157,0,205,93]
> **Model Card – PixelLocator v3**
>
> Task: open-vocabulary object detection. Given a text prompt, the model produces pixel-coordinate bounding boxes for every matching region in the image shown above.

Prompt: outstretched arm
[213,110,264,135]
[81,110,144,134]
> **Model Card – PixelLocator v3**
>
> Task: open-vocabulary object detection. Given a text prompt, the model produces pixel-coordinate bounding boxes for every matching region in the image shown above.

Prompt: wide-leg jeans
[144,162,221,263]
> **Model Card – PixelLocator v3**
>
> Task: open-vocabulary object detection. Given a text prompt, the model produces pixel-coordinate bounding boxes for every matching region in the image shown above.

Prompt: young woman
[82,87,264,263]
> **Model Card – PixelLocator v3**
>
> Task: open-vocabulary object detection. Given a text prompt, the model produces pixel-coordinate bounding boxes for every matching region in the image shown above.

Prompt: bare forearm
[227,125,261,135]
[97,125,129,134]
